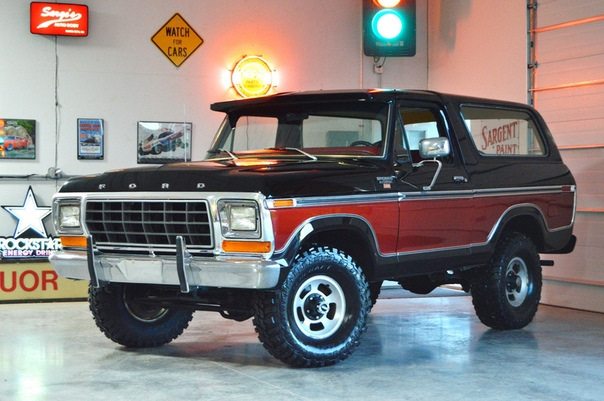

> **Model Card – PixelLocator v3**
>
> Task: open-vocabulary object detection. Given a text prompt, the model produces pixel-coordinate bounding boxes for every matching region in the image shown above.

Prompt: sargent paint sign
[30,2,89,37]
[470,119,527,155]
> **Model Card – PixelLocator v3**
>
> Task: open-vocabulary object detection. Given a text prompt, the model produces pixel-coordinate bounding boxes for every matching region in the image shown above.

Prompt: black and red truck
[49,90,576,367]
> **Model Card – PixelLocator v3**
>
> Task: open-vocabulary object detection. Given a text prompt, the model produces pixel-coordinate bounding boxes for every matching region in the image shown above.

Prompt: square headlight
[218,200,260,238]
[59,204,81,228]
[229,205,257,231]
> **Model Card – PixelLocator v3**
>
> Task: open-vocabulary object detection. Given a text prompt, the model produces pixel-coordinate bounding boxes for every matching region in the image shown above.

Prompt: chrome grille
[85,200,213,252]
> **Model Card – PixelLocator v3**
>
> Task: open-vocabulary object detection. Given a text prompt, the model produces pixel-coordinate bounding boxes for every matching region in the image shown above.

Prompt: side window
[460,106,546,156]
[398,106,450,163]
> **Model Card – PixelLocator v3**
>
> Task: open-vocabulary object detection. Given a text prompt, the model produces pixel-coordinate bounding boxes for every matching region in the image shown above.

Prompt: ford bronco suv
[50,90,576,367]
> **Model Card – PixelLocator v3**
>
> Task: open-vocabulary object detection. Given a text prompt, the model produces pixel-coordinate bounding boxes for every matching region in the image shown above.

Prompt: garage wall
[427,0,528,103]
[529,0,604,312]
[0,0,425,178]
[0,0,428,238]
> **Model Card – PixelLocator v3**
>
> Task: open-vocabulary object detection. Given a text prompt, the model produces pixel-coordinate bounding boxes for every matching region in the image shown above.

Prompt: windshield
[207,101,389,159]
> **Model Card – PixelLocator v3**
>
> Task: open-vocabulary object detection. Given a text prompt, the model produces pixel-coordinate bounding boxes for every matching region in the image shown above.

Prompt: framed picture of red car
[77,118,104,159]
[0,119,36,159]
[137,121,192,164]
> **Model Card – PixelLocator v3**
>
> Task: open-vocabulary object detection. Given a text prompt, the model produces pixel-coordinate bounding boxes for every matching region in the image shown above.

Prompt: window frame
[395,102,456,164]
[459,103,549,159]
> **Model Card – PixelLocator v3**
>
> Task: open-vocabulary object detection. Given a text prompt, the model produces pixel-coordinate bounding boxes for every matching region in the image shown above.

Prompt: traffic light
[363,0,416,57]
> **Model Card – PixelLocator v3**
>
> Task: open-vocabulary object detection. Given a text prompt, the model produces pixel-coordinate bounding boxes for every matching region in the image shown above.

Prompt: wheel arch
[273,215,381,282]
[491,205,547,252]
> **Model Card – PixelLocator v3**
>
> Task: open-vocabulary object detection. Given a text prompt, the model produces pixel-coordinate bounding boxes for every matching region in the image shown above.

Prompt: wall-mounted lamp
[231,56,276,98]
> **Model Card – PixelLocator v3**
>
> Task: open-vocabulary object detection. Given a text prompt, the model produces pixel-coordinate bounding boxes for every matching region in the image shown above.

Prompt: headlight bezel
[217,199,261,239]
[53,199,83,235]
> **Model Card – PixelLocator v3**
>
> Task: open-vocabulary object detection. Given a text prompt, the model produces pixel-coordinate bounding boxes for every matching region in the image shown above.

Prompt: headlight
[54,201,82,232]
[218,200,260,238]
[60,205,81,228]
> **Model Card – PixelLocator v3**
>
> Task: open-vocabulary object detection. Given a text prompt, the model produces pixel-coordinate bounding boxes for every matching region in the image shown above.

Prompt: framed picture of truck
[137,121,192,164]
[0,119,36,160]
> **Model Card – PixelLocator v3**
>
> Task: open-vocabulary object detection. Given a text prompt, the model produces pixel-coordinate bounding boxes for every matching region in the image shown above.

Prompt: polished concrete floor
[1,289,603,401]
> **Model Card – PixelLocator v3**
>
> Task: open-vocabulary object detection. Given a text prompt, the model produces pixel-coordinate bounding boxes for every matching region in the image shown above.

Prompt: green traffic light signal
[372,9,404,40]
[363,0,416,57]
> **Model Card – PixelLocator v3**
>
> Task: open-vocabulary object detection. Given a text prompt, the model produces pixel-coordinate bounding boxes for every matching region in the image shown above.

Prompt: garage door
[528,0,604,312]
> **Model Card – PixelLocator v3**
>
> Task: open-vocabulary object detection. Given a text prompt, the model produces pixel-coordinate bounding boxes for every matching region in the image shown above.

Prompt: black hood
[59,159,391,198]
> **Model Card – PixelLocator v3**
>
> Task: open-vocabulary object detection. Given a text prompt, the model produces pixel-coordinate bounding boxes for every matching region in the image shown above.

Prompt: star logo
[2,186,51,238]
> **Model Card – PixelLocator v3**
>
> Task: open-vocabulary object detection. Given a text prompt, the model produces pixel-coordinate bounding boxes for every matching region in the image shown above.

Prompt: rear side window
[461,106,546,156]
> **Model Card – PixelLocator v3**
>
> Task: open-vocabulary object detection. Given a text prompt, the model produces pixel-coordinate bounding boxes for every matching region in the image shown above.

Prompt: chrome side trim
[285,192,402,208]
[267,185,574,209]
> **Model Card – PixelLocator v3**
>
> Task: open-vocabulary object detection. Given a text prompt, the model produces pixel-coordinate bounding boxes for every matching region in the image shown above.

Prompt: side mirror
[419,138,450,159]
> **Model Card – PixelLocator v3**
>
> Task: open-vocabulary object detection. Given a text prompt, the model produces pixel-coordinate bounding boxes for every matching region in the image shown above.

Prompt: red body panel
[270,190,575,256]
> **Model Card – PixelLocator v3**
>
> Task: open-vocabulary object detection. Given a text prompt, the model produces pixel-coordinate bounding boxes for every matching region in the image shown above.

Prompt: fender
[271,214,388,274]
[466,202,574,267]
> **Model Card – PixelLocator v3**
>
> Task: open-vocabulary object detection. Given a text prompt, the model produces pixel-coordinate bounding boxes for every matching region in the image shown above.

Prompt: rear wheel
[89,283,194,348]
[369,281,383,306]
[253,247,371,367]
[471,232,542,329]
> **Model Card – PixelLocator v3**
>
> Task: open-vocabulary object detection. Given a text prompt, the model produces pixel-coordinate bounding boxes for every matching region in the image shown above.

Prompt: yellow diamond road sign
[152,13,203,67]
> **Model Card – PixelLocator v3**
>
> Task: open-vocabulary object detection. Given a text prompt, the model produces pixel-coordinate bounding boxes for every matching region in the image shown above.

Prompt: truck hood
[59,158,390,198]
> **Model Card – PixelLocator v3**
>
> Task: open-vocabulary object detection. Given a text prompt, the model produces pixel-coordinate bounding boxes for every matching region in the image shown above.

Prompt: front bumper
[49,249,283,290]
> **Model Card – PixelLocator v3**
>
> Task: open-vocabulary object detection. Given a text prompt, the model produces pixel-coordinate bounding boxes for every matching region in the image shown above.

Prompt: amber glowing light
[231,56,275,98]
[374,0,401,7]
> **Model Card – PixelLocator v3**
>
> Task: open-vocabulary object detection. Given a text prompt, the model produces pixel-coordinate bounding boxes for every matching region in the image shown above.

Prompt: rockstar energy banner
[0,186,87,302]
[0,262,87,302]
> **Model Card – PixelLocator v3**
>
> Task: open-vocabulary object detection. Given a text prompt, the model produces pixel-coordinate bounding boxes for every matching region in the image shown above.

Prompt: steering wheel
[350,140,373,147]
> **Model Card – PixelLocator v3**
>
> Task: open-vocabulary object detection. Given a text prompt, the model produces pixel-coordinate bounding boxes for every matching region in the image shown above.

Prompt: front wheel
[471,232,542,330]
[253,247,371,367]
[89,283,194,348]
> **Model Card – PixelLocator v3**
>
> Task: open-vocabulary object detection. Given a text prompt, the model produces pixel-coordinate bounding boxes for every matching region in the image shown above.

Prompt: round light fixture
[231,56,275,98]
[372,9,404,40]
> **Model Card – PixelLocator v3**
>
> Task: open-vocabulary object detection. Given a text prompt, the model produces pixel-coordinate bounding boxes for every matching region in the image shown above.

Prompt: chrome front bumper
[49,249,283,291]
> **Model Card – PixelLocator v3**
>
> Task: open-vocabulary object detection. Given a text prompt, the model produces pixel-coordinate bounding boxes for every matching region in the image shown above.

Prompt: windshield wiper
[267,147,318,161]
[207,148,238,160]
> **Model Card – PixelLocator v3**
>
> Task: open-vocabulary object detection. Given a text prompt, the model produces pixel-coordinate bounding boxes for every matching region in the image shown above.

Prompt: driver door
[393,103,474,274]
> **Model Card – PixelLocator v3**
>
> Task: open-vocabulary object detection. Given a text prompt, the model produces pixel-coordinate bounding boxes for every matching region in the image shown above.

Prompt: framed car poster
[0,119,36,159]
[137,121,192,164]
[77,118,104,159]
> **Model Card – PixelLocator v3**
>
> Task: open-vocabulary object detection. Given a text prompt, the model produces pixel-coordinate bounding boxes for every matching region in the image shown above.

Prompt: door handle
[453,176,468,183]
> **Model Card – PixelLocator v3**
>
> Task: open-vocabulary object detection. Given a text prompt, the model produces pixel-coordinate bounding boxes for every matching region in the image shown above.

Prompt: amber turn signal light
[60,236,88,248]
[222,240,272,253]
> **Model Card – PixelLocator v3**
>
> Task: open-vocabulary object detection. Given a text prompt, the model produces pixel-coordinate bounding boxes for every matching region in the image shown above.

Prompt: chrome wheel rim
[505,257,530,307]
[292,275,346,339]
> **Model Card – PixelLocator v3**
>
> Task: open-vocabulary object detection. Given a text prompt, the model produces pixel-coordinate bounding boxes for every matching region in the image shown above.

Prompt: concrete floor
[1,290,603,401]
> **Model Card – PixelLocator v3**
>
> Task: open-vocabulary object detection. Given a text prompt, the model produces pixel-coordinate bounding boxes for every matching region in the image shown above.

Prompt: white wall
[0,0,428,179]
[0,0,428,237]
[427,0,528,102]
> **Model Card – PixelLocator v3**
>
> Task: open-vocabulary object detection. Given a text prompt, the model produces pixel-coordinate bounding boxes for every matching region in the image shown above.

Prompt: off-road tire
[253,247,371,367]
[471,232,542,329]
[369,281,383,306]
[89,283,194,348]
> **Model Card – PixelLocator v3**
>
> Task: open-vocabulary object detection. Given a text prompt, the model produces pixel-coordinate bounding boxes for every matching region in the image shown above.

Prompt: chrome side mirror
[411,138,450,191]
[419,137,450,159]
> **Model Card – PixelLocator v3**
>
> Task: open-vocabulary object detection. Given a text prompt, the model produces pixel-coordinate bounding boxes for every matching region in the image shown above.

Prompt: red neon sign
[30,2,88,37]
